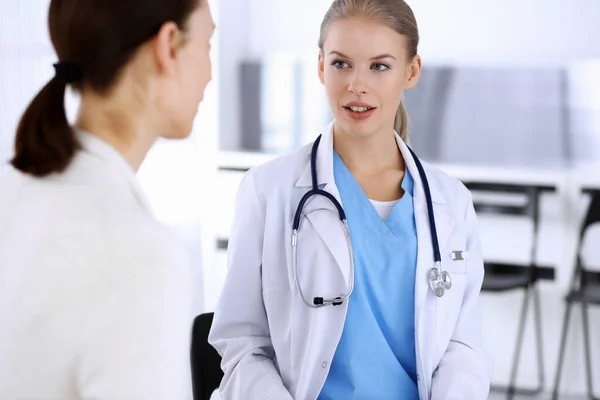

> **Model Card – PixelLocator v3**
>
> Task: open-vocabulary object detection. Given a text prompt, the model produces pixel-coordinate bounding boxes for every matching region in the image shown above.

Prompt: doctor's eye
[371,62,390,72]
[331,59,350,69]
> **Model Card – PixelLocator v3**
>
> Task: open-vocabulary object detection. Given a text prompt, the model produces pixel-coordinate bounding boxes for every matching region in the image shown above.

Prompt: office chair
[190,312,224,400]
[465,182,556,399]
[552,189,600,400]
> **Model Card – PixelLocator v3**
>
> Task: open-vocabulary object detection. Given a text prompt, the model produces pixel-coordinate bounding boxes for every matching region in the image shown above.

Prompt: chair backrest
[579,189,600,239]
[575,189,600,288]
[191,312,224,400]
[465,182,545,217]
[464,182,555,265]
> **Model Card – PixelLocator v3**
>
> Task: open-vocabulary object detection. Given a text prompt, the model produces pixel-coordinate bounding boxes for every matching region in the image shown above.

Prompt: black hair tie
[53,62,82,83]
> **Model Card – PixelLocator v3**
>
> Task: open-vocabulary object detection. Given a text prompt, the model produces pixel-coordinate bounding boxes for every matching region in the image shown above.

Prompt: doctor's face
[318,17,421,139]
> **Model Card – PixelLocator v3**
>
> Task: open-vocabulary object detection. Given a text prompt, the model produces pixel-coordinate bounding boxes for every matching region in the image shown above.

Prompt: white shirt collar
[76,130,155,215]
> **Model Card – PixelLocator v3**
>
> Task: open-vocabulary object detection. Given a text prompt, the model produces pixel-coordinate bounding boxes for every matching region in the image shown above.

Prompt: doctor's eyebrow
[328,51,397,61]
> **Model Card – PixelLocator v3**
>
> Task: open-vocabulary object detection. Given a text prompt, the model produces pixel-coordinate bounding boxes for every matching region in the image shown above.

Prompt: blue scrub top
[318,151,419,400]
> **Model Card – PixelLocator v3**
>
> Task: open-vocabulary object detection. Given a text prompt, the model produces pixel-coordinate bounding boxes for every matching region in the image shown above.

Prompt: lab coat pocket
[435,256,468,353]
[262,285,293,379]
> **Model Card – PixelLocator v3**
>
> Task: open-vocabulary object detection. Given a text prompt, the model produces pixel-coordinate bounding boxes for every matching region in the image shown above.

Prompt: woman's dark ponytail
[10,67,79,177]
[11,0,200,178]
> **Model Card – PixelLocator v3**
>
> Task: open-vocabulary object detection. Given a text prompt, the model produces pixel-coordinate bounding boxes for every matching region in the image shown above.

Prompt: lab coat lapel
[302,184,352,287]
[397,136,455,327]
[294,121,352,287]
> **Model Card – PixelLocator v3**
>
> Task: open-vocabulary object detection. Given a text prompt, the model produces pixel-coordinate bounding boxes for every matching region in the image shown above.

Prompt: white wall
[230,0,600,66]
[246,1,332,57]
[218,0,333,150]
[217,0,251,150]
[411,0,600,66]
[0,0,55,174]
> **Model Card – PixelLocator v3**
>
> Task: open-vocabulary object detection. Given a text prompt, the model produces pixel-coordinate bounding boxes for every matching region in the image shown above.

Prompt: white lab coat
[0,132,194,399]
[209,121,493,400]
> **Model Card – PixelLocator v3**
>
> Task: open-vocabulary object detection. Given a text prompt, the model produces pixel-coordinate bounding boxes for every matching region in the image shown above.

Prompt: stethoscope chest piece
[428,262,452,297]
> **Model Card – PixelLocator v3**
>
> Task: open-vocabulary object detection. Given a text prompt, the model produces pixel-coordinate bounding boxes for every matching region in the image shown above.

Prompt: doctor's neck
[332,123,404,174]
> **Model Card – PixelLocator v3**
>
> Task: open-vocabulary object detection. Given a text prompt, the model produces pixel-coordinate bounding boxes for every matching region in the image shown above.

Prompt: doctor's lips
[343,101,376,120]
[343,101,376,113]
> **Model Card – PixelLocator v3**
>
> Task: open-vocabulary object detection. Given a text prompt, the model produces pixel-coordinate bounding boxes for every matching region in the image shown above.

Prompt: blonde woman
[210,0,492,399]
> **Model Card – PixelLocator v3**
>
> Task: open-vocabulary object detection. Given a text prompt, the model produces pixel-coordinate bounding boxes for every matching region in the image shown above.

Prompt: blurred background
[2,0,600,398]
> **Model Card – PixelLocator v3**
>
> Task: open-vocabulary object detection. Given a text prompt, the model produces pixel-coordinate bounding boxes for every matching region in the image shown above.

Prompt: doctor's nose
[348,72,368,95]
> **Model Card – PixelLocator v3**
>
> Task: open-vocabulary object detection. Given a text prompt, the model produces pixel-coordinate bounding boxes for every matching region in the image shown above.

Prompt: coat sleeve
[208,170,293,400]
[430,190,493,399]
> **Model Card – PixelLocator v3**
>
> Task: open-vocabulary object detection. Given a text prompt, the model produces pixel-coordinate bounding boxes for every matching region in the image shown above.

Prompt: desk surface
[218,151,600,190]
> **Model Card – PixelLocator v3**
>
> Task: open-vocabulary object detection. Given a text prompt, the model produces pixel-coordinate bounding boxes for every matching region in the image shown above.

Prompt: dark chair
[552,189,600,400]
[191,312,224,400]
[465,182,556,399]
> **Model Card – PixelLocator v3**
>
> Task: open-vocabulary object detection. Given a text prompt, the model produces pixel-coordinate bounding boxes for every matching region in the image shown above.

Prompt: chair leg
[581,302,600,400]
[551,300,573,400]
[488,286,546,398]
[506,286,532,400]
[533,285,545,392]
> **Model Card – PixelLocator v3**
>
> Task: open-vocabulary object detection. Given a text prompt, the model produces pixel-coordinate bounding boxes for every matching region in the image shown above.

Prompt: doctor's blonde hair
[318,0,419,143]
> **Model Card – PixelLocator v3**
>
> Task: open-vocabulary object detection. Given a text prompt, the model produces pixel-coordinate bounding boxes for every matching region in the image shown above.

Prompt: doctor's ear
[151,21,186,77]
[318,52,325,85]
[405,54,422,90]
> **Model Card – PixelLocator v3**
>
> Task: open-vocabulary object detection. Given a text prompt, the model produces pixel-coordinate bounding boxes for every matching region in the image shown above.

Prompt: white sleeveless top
[369,198,401,219]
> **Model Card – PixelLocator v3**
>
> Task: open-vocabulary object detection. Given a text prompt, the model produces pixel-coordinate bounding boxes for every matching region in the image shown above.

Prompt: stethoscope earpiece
[428,262,452,298]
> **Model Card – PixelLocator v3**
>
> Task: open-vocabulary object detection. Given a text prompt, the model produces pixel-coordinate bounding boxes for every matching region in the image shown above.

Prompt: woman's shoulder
[59,183,191,274]
[104,206,189,267]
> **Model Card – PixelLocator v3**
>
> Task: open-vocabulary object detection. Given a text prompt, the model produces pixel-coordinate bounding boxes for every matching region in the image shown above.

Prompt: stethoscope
[291,134,451,308]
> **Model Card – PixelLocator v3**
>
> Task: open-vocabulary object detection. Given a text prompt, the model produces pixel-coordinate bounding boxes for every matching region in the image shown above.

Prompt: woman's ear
[318,52,325,85]
[151,21,184,77]
[405,54,422,89]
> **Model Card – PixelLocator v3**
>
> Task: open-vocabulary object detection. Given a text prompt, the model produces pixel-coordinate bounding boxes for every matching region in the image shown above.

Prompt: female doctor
[209,0,492,399]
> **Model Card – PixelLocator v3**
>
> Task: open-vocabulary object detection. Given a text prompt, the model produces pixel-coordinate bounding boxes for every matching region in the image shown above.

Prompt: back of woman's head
[318,0,419,142]
[11,0,202,177]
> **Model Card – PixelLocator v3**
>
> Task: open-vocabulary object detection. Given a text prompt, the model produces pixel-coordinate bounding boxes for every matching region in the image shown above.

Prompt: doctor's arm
[208,171,293,400]
[430,192,493,400]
